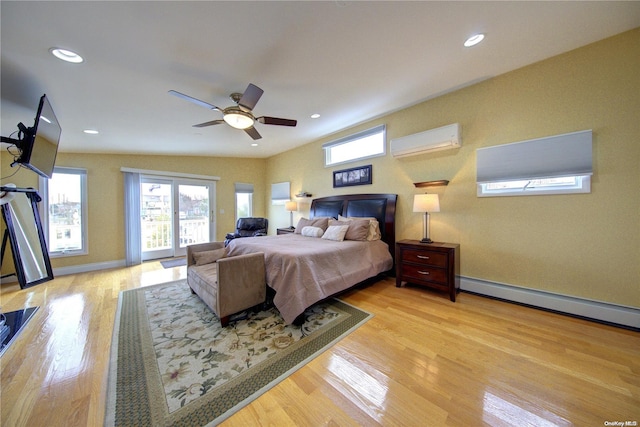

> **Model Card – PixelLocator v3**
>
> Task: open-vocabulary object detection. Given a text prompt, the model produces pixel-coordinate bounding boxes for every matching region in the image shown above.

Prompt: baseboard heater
[460,276,639,330]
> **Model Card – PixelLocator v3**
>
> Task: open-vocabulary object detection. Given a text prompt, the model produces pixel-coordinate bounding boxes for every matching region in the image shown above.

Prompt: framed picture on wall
[333,164,372,188]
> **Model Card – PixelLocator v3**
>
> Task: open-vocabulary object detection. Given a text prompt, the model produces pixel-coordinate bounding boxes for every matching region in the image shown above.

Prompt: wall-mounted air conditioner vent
[390,123,461,158]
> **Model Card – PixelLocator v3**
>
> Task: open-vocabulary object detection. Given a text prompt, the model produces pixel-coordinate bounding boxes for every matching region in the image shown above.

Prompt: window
[234,183,253,219]
[40,167,88,256]
[476,130,592,197]
[323,124,386,167]
[478,176,591,197]
[271,181,290,205]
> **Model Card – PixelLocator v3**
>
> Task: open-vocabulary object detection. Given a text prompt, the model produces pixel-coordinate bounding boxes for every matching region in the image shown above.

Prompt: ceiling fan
[168,83,297,140]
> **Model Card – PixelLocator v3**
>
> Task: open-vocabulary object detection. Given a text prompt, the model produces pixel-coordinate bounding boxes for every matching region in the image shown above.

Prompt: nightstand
[395,240,460,301]
[277,227,295,235]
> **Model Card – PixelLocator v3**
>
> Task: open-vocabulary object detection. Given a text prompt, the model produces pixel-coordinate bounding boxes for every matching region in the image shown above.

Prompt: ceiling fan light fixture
[223,110,254,129]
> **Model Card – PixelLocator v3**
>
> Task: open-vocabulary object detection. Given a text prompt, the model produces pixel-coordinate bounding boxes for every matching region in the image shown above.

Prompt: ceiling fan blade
[238,84,264,111]
[168,90,221,111]
[193,119,225,128]
[257,116,297,127]
[244,126,262,140]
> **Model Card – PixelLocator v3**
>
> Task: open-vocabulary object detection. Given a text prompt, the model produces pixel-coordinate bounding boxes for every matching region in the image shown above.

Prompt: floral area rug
[105,280,372,426]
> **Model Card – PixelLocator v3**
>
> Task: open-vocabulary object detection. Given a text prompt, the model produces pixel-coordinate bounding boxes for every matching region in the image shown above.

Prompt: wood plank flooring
[1,262,638,426]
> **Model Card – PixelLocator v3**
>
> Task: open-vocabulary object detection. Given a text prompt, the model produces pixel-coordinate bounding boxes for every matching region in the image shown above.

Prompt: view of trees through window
[141,182,210,251]
[236,192,252,219]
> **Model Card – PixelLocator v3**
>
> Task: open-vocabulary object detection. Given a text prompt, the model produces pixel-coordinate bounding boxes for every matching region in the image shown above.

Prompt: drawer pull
[417,255,430,260]
[418,271,430,275]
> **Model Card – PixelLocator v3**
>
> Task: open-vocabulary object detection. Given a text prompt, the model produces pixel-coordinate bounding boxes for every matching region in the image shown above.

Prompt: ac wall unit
[390,123,461,158]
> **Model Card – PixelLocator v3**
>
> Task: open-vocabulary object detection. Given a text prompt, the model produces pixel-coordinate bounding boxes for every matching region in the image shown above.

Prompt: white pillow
[321,224,349,242]
[301,226,324,238]
[338,215,382,241]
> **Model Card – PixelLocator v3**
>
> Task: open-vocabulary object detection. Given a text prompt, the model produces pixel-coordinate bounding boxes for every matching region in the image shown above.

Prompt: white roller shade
[271,181,290,204]
[476,130,592,183]
[234,182,254,194]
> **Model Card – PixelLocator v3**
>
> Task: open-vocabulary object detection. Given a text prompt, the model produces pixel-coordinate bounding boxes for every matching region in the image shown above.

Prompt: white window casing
[40,167,89,257]
[323,124,386,167]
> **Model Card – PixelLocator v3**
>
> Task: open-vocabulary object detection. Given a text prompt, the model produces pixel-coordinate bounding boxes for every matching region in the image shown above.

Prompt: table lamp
[413,194,440,243]
[285,201,297,229]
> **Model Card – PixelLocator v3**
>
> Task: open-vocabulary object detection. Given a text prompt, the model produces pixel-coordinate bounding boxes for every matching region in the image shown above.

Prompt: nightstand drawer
[402,249,448,267]
[401,263,448,285]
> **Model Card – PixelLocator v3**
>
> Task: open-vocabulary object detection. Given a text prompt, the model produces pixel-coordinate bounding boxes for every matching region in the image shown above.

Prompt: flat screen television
[2,94,61,179]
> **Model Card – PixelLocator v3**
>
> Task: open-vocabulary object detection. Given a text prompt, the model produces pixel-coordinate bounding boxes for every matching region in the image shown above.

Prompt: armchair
[225,217,268,246]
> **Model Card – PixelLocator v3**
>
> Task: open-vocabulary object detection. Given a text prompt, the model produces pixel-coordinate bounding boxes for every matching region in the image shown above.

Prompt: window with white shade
[476,130,592,197]
[323,125,386,166]
[271,181,290,205]
[234,182,253,219]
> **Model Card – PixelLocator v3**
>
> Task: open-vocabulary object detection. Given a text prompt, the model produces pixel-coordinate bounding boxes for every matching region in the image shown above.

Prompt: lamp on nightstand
[285,201,297,229]
[413,193,440,243]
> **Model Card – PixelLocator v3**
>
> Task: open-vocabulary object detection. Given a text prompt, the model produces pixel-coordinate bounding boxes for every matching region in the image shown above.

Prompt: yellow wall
[1,152,266,269]
[2,29,637,308]
[266,28,640,307]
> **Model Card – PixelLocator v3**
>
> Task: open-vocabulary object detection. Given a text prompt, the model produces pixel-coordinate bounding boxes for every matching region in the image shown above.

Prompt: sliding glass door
[177,183,211,255]
[141,177,215,261]
[141,179,173,260]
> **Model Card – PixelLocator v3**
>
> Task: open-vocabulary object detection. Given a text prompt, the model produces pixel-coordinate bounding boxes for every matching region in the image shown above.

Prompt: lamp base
[420,238,434,244]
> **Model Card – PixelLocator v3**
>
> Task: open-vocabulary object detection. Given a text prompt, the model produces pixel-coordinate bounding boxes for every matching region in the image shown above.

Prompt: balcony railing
[142,219,209,251]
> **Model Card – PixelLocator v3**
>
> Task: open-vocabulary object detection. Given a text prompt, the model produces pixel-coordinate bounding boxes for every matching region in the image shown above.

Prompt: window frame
[477,175,591,197]
[323,124,386,167]
[40,167,89,257]
[234,182,254,220]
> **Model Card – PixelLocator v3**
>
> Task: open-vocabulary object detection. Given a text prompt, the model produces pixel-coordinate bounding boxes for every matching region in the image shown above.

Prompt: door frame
[173,179,216,257]
[139,174,217,261]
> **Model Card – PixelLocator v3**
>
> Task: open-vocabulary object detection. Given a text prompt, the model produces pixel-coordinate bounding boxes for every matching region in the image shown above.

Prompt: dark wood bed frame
[309,193,398,267]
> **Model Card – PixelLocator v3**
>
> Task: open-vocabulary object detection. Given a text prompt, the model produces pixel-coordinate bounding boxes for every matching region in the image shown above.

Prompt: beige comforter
[227,234,393,324]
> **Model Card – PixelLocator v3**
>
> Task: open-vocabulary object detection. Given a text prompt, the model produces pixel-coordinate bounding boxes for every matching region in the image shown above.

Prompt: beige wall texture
[266,28,640,308]
[1,152,266,270]
[1,29,637,308]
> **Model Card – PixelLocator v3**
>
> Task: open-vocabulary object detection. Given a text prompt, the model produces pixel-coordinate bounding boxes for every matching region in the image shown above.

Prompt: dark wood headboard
[309,193,398,261]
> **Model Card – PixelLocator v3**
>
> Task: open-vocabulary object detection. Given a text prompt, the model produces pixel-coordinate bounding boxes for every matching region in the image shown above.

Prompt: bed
[227,193,397,324]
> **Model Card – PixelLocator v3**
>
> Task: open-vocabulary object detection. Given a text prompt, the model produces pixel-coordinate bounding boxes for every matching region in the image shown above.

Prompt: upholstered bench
[186,241,266,327]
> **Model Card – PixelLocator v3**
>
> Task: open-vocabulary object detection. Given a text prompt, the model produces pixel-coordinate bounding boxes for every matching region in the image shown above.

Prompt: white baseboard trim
[54,259,127,277]
[460,276,640,330]
[1,259,127,285]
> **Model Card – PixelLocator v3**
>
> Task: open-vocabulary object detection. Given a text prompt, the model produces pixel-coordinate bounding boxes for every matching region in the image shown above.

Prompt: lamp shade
[413,194,440,213]
[285,201,298,212]
[223,111,254,129]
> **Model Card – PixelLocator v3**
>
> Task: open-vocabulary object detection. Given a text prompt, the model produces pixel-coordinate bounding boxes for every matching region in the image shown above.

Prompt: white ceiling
[2,1,639,158]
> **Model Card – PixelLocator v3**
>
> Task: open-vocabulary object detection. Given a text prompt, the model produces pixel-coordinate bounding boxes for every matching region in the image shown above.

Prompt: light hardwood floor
[1,262,638,426]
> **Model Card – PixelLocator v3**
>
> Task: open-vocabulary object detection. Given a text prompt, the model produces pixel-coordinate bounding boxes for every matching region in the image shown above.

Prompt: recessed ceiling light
[50,48,84,63]
[310,113,321,119]
[251,143,259,147]
[83,129,99,134]
[464,34,485,47]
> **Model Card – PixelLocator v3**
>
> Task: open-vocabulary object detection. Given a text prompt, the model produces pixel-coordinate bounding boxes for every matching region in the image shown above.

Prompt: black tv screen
[15,94,61,179]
